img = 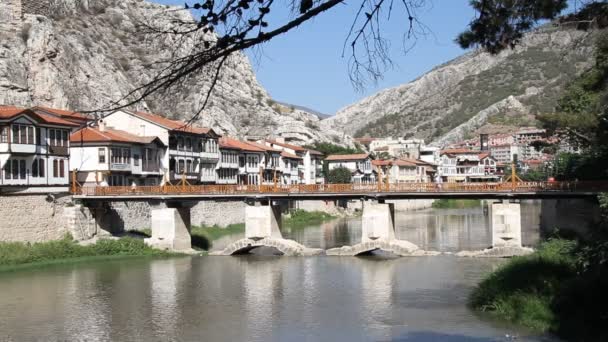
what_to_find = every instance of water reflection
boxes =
[0,255,553,341]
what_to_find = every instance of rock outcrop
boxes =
[0,0,343,144]
[322,24,599,144]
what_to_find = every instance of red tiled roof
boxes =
[325,153,370,161]
[131,111,215,135]
[32,106,90,122]
[372,159,392,166]
[244,141,282,153]
[280,151,302,159]
[0,106,78,126]
[219,137,264,152]
[70,127,163,145]
[479,152,491,159]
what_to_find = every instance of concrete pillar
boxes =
[361,201,395,242]
[245,203,283,240]
[490,200,522,248]
[145,207,192,251]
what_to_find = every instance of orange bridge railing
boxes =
[71,181,608,197]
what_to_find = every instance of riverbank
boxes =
[432,199,481,209]
[469,238,608,340]
[283,210,336,228]
[0,236,178,272]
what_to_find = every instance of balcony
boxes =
[169,148,199,157]
[170,171,199,181]
[11,144,36,154]
[48,145,69,156]
[220,161,239,169]
[200,151,220,160]
[137,163,161,174]
[200,174,216,183]
[217,178,238,184]
[110,163,131,171]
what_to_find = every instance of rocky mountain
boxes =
[322,24,600,145]
[0,0,344,144]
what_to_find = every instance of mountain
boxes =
[322,23,600,145]
[275,101,331,120]
[0,0,344,144]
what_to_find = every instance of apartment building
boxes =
[262,139,323,184]
[438,149,499,182]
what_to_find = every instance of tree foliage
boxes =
[327,167,353,184]
[457,0,568,53]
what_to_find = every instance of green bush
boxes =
[327,166,352,184]
[283,210,336,228]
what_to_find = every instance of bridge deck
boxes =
[72,182,607,201]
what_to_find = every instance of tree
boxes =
[96,0,604,120]
[327,167,352,184]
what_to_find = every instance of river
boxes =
[0,201,556,341]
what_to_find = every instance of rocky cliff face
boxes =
[322,24,599,145]
[0,0,343,144]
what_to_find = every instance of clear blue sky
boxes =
[154,0,577,115]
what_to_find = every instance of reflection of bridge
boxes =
[72,182,607,255]
[73,181,606,200]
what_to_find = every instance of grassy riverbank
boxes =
[432,199,481,209]
[283,210,336,228]
[0,236,176,272]
[470,237,608,340]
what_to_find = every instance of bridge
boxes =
[72,181,605,201]
[70,181,608,256]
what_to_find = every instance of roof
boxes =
[130,111,216,136]
[0,106,79,127]
[372,159,392,166]
[325,153,370,161]
[266,139,306,152]
[70,127,164,145]
[244,141,282,153]
[374,146,389,152]
[280,151,302,159]
[32,106,90,122]
[479,152,491,159]
[219,137,264,152]
[441,148,477,155]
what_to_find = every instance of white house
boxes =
[217,138,240,185]
[102,110,220,184]
[280,151,301,185]
[373,158,435,183]
[325,153,376,183]
[69,124,166,186]
[262,139,323,184]
[438,149,499,182]
[0,106,78,188]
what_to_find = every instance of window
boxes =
[27,126,34,145]
[186,160,192,173]
[36,127,41,145]
[178,160,185,173]
[98,148,106,163]
[53,160,58,178]
[62,131,68,146]
[32,159,38,177]
[134,154,140,166]
[49,129,56,146]
[59,160,65,178]
[19,126,26,144]
[19,160,25,179]
[4,160,11,179]
[11,160,18,179]
[1,126,8,143]
[39,159,45,177]
[186,138,192,151]
[178,137,184,151]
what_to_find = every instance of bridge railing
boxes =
[71,181,608,197]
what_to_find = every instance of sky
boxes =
[153,0,577,115]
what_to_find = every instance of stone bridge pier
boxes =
[327,199,420,256]
[144,200,196,252]
[212,200,322,256]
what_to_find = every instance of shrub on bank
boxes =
[469,239,578,332]
[283,210,336,228]
[432,199,481,209]
[0,236,171,268]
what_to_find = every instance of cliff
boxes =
[0,0,344,144]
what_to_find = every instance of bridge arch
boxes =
[213,238,323,256]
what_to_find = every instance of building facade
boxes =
[325,153,376,184]
[0,107,77,188]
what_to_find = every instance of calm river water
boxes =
[0,201,556,341]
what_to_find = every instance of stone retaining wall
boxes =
[0,193,72,242]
